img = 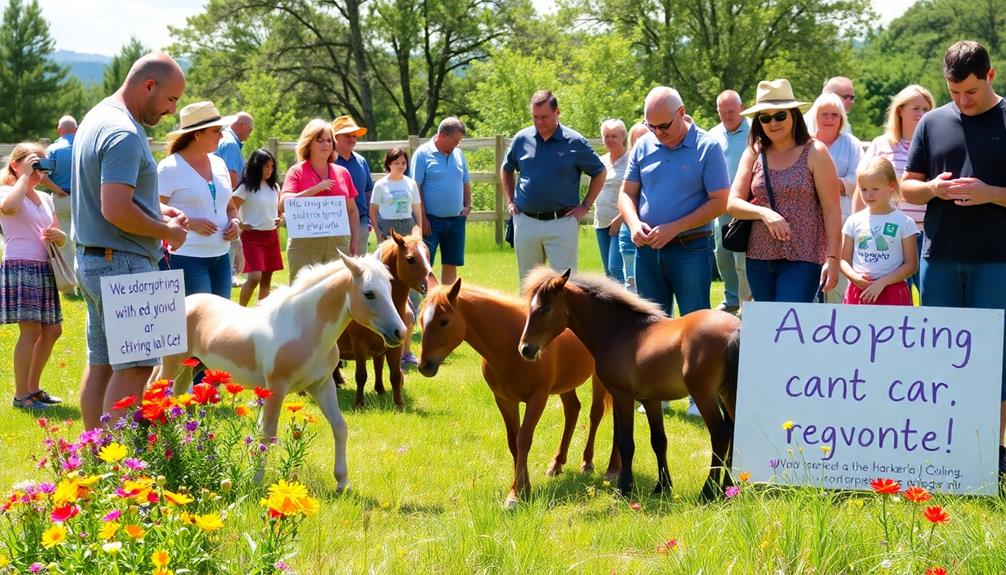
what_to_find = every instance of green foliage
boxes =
[0,0,70,141]
[235,70,302,158]
[102,36,149,95]
[468,48,563,136]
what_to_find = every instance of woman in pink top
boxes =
[726,79,842,303]
[280,118,360,283]
[0,143,65,410]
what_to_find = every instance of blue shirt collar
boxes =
[658,122,698,151]
[535,123,569,143]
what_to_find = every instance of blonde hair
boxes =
[806,93,848,135]
[884,84,935,145]
[627,121,648,150]
[600,118,627,145]
[857,157,901,203]
[1,142,46,186]
[295,118,333,162]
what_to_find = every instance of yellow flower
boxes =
[193,513,223,532]
[261,479,317,518]
[152,549,170,567]
[153,569,174,575]
[173,393,195,407]
[124,524,145,539]
[738,471,752,482]
[299,495,320,517]
[781,420,795,430]
[41,524,67,549]
[234,405,250,417]
[52,478,80,506]
[820,445,832,454]
[0,555,8,568]
[101,541,122,554]
[163,490,194,506]
[284,402,305,413]
[98,522,120,540]
[98,442,129,463]
[179,511,194,525]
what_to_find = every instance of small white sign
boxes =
[733,302,1003,496]
[100,270,187,365]
[284,196,350,238]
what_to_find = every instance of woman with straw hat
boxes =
[726,79,842,303]
[157,101,241,299]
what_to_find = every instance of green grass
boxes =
[2,224,1006,574]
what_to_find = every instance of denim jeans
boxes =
[634,236,711,317]
[908,232,924,298]
[921,258,1006,399]
[618,224,636,292]
[595,227,625,284]
[164,253,233,299]
[745,258,821,303]
[714,214,740,307]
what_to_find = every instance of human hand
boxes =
[310,179,334,196]
[189,218,218,236]
[421,216,431,237]
[631,222,653,247]
[41,226,66,245]
[274,215,284,228]
[161,206,189,228]
[859,281,886,304]
[946,176,994,206]
[761,209,792,242]
[608,221,620,237]
[223,218,241,241]
[647,223,682,250]
[820,258,839,292]
[929,172,955,201]
[165,217,188,250]
[460,205,472,217]
[564,204,590,221]
[507,201,519,216]
[17,153,44,187]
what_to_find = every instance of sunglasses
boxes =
[645,118,675,132]
[757,111,790,124]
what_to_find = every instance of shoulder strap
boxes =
[761,150,778,211]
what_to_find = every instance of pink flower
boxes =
[51,504,80,523]
[61,453,82,471]
[725,486,741,498]
[102,509,122,522]
[629,502,642,511]
[122,458,148,471]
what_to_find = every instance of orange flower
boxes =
[903,486,932,503]
[234,405,250,417]
[181,357,201,368]
[925,568,948,575]
[192,383,220,405]
[201,369,232,386]
[284,402,304,413]
[923,506,950,525]
[869,478,900,494]
[124,524,146,539]
[162,490,194,506]
[738,471,751,483]
[111,395,137,410]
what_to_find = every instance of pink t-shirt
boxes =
[282,161,358,200]
[0,187,55,262]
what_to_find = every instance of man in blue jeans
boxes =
[902,40,1006,489]
[618,86,730,318]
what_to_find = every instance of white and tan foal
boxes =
[157,251,405,491]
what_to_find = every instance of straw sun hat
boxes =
[331,115,368,137]
[167,101,236,138]
[741,79,810,117]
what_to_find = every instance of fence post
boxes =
[494,134,505,246]
[268,137,279,163]
[408,135,421,157]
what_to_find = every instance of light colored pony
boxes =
[157,252,405,491]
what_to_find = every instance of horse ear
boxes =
[559,268,571,286]
[391,229,406,247]
[410,223,421,237]
[447,277,462,302]
[339,249,363,276]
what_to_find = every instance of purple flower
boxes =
[42,438,54,450]
[168,405,185,419]
[183,433,194,445]
[769,459,781,470]
[30,563,43,573]
[725,486,741,498]
[243,435,254,445]
[38,482,55,494]
[257,443,268,453]
[113,417,128,431]
[102,509,122,522]
[184,420,199,432]
[99,413,112,424]
[274,560,290,571]
[62,453,81,471]
[122,458,147,471]
[78,429,103,445]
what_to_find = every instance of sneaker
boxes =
[685,397,701,418]
[401,352,418,369]
[12,395,49,410]
[31,389,63,405]
[716,302,740,314]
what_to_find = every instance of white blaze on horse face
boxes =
[422,301,437,332]
[418,242,432,277]
[530,292,540,311]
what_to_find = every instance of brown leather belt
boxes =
[674,230,712,244]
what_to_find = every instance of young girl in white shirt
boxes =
[233,149,283,305]
[840,157,919,305]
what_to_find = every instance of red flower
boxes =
[656,539,678,554]
[925,568,947,575]
[903,486,932,503]
[201,369,232,386]
[224,383,244,395]
[253,387,273,400]
[869,478,900,494]
[923,506,950,525]
[629,502,641,511]
[181,357,201,368]
[140,396,172,425]
[37,418,48,430]
[111,395,137,410]
[192,383,221,405]
[145,380,171,399]
[51,504,80,523]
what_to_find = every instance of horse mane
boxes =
[424,282,524,315]
[258,256,389,310]
[523,266,666,320]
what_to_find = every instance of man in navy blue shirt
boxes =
[332,115,375,256]
[42,116,77,293]
[501,90,605,281]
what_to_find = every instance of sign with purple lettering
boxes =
[732,302,1002,495]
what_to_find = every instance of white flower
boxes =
[101,541,122,554]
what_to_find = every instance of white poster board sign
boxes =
[284,196,349,239]
[733,302,1002,496]
[100,270,187,365]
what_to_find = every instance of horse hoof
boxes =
[604,469,620,483]
[545,463,563,477]
[354,400,365,409]
[580,462,595,474]
[503,496,518,510]
[375,387,386,395]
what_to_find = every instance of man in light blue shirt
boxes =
[215,112,253,279]
[412,117,471,284]
[619,86,730,317]
[42,116,77,293]
[707,90,751,313]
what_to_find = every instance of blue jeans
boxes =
[635,236,711,317]
[714,214,740,307]
[163,253,232,299]
[746,258,821,303]
[921,258,1006,400]
[618,224,636,291]
[908,232,924,297]
[595,227,625,284]
[424,215,466,266]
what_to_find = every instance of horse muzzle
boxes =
[378,322,405,348]
[518,342,542,361]
[417,358,440,377]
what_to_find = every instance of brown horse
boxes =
[518,268,741,501]
[335,229,432,408]
[418,278,619,508]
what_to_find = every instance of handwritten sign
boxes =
[100,270,187,365]
[284,196,349,238]
[733,302,1002,495]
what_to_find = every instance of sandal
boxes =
[12,395,50,410]
[31,389,63,405]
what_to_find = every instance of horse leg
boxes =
[610,392,636,497]
[548,390,580,477]
[641,399,672,495]
[493,394,520,507]
[254,380,286,484]
[352,340,368,408]
[373,353,386,395]
[157,354,191,396]
[695,389,730,501]
[386,344,405,409]
[309,378,351,491]
[514,394,548,506]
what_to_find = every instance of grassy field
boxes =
[2,223,1005,574]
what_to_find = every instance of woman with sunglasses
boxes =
[726,79,842,303]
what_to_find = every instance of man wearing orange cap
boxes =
[332,115,374,256]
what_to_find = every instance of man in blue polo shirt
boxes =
[42,115,77,293]
[332,115,374,256]
[619,86,730,317]
[502,90,605,281]
[412,116,471,284]
[215,112,253,281]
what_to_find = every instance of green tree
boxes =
[103,36,149,94]
[0,0,70,140]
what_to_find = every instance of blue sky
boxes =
[35,0,917,57]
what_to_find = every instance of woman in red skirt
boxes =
[233,149,284,305]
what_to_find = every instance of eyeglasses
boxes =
[757,111,790,124]
[645,118,675,132]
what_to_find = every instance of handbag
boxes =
[46,241,77,293]
[721,150,778,253]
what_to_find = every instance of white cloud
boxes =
[36,0,205,55]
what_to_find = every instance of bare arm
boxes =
[617,179,651,247]
[500,168,517,214]
[228,170,239,190]
[39,174,67,197]
[346,200,360,256]
[808,141,843,290]
[369,203,381,243]
[461,181,472,216]
[104,183,187,249]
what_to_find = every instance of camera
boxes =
[32,157,56,174]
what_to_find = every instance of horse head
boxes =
[417,277,465,377]
[518,267,572,361]
[384,229,433,295]
[341,251,406,348]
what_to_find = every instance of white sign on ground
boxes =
[284,196,349,239]
[100,270,187,365]
[733,302,1002,496]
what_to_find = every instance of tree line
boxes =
[1,0,1004,144]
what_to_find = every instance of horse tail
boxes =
[719,325,741,424]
